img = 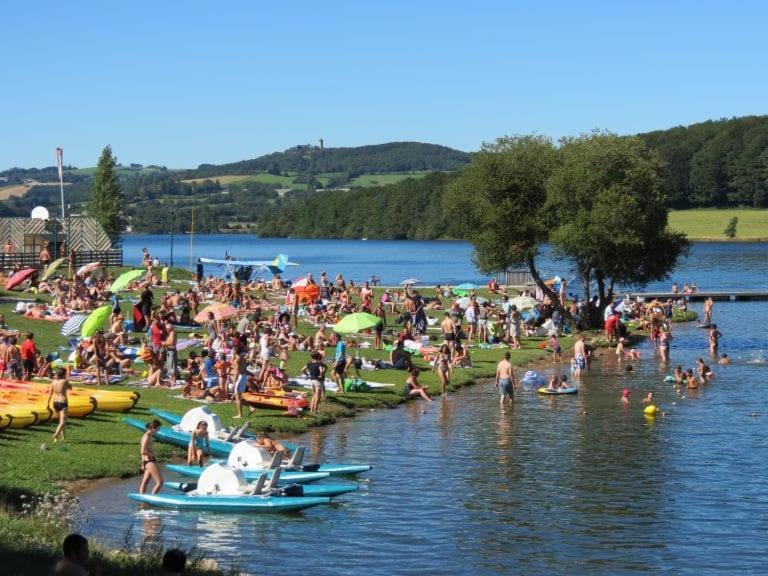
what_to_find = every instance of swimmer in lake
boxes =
[621,388,631,405]
[718,353,730,365]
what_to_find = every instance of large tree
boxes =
[88,145,124,243]
[443,135,572,321]
[546,132,690,326]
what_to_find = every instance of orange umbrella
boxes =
[295,284,320,304]
[5,268,37,290]
[194,303,240,323]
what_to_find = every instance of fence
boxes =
[502,269,533,286]
[0,249,123,271]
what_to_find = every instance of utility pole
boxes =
[170,209,175,267]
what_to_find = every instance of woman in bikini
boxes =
[432,344,452,396]
[404,368,433,402]
[46,368,71,443]
[139,419,164,494]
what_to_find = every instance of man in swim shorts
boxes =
[495,352,516,414]
[441,312,457,354]
[573,333,587,378]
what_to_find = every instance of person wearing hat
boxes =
[621,388,631,405]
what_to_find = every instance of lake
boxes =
[122,234,768,291]
[79,238,768,575]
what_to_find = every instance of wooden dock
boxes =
[628,291,768,302]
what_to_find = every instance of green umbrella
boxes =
[42,257,67,281]
[332,312,382,333]
[81,305,112,337]
[109,269,145,293]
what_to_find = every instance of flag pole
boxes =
[56,148,65,220]
[56,147,66,256]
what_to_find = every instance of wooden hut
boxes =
[0,216,122,269]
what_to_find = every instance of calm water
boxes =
[121,234,768,290]
[80,240,768,575]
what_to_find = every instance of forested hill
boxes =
[638,115,768,208]
[257,172,459,240]
[185,142,470,179]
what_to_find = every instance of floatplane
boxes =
[199,253,298,281]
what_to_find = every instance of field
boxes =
[65,167,173,177]
[348,171,429,187]
[180,171,431,190]
[181,173,301,188]
[669,208,768,241]
[0,182,72,200]
[0,184,34,200]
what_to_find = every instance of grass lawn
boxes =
[349,171,429,187]
[669,208,768,241]
[0,275,580,498]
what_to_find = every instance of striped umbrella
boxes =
[61,314,88,336]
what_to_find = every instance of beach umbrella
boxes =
[455,296,488,309]
[110,269,146,293]
[61,314,88,336]
[292,281,320,304]
[509,295,537,310]
[76,261,101,278]
[194,302,239,323]
[332,312,381,333]
[5,268,37,290]
[42,257,66,281]
[400,278,420,285]
[454,282,478,291]
[81,305,111,337]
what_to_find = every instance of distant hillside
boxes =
[185,142,471,180]
[2,118,767,237]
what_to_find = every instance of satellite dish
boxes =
[31,206,50,220]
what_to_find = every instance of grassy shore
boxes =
[0,503,231,576]
[669,208,768,241]
[0,277,575,497]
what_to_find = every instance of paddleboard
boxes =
[127,492,330,512]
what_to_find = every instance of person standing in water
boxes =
[708,324,723,356]
[703,296,714,326]
[495,352,516,414]
[139,419,164,494]
[573,333,587,378]
[46,368,71,443]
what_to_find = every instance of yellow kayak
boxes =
[0,380,139,413]
[0,406,51,428]
[0,393,97,418]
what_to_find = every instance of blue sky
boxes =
[2,0,766,169]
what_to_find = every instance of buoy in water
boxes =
[643,404,658,416]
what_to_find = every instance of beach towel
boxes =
[176,338,200,351]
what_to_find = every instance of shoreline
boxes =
[63,341,573,499]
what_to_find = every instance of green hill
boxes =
[184,142,470,179]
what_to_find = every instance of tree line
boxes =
[256,172,459,240]
[640,115,768,208]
